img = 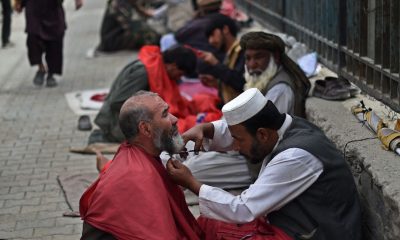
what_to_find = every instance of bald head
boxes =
[119,91,159,141]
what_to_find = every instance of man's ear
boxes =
[255,128,270,143]
[138,121,152,138]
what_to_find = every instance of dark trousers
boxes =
[1,0,11,46]
[27,34,63,75]
[81,222,116,240]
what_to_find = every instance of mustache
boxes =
[248,69,264,76]
[170,125,178,135]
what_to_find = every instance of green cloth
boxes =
[94,60,149,143]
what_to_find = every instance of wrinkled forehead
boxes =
[245,49,272,58]
[147,96,168,115]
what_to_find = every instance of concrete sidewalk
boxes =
[0,1,134,239]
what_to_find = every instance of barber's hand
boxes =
[182,124,205,154]
[75,0,83,10]
[198,51,219,66]
[199,74,218,89]
[167,159,202,194]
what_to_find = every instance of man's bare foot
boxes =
[95,150,109,173]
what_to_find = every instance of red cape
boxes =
[197,216,292,240]
[138,46,222,133]
[80,143,203,240]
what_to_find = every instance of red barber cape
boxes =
[198,216,292,240]
[80,143,204,240]
[138,46,222,133]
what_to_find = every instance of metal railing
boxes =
[237,0,400,112]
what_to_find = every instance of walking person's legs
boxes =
[44,37,63,87]
[27,34,46,85]
[1,0,12,47]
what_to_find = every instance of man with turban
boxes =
[241,31,310,117]
[180,31,311,190]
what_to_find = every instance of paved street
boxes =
[0,1,134,239]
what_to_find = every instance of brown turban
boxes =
[240,31,285,54]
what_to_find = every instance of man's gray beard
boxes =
[244,59,278,91]
[153,128,185,155]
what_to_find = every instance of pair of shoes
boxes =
[1,41,15,49]
[46,75,58,87]
[33,71,46,86]
[33,71,58,87]
[78,115,93,131]
[312,78,351,101]
[325,76,359,97]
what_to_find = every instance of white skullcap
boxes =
[222,88,267,125]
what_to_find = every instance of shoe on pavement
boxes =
[33,71,46,86]
[78,115,93,131]
[1,41,15,49]
[325,76,360,97]
[312,79,351,100]
[46,75,58,87]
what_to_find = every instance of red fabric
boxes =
[90,93,107,102]
[138,45,222,133]
[80,143,204,240]
[138,45,191,118]
[177,93,222,132]
[197,216,292,240]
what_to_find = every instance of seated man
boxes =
[92,0,160,55]
[91,45,221,144]
[240,31,311,117]
[198,13,245,104]
[181,31,312,189]
[80,91,204,239]
[167,88,362,240]
[160,0,223,55]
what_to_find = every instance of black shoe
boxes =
[33,71,46,86]
[312,79,351,100]
[78,115,93,131]
[325,76,360,97]
[46,75,58,87]
[2,41,15,49]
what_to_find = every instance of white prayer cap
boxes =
[222,88,267,125]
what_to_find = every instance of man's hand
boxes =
[182,123,215,153]
[182,124,205,154]
[199,74,218,89]
[199,51,219,66]
[75,0,83,10]
[166,159,202,195]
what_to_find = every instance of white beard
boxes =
[153,128,185,154]
[244,59,278,92]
